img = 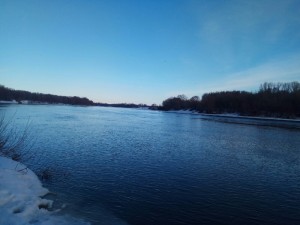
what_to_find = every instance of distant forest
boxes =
[0,85,94,105]
[159,81,300,118]
[0,85,146,108]
[1,82,300,118]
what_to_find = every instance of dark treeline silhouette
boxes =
[160,82,300,118]
[0,85,94,105]
[0,85,149,108]
[2,82,299,116]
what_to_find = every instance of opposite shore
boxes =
[1,81,300,120]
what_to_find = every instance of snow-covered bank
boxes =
[0,156,90,225]
[164,109,300,122]
[163,110,300,128]
[164,109,199,115]
[0,100,18,104]
[200,113,300,122]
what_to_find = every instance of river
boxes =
[1,104,300,225]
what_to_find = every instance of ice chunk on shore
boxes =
[0,156,90,225]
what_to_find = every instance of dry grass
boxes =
[0,114,31,161]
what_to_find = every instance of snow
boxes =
[0,100,17,104]
[0,156,90,225]
[200,113,300,122]
[166,110,199,115]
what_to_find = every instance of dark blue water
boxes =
[1,104,300,225]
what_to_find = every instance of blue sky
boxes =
[1,0,300,104]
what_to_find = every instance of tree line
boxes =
[0,85,148,108]
[2,82,299,117]
[0,85,94,105]
[159,81,300,118]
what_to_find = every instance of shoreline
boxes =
[163,109,300,122]
[163,110,300,129]
[199,113,300,123]
[0,156,89,225]
[2,102,300,122]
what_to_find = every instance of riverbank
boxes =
[165,109,300,121]
[164,110,300,129]
[0,156,89,225]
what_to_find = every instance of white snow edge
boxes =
[0,156,90,225]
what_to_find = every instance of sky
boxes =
[1,0,300,105]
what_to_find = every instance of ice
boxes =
[0,156,90,225]
[0,100,17,104]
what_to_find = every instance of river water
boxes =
[1,104,300,225]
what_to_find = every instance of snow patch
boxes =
[0,156,90,225]
[0,100,18,104]
[166,110,199,115]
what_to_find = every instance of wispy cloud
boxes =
[199,0,300,43]
[181,53,300,97]
[192,0,300,70]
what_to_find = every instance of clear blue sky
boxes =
[1,0,300,104]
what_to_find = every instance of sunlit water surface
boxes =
[1,104,300,225]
